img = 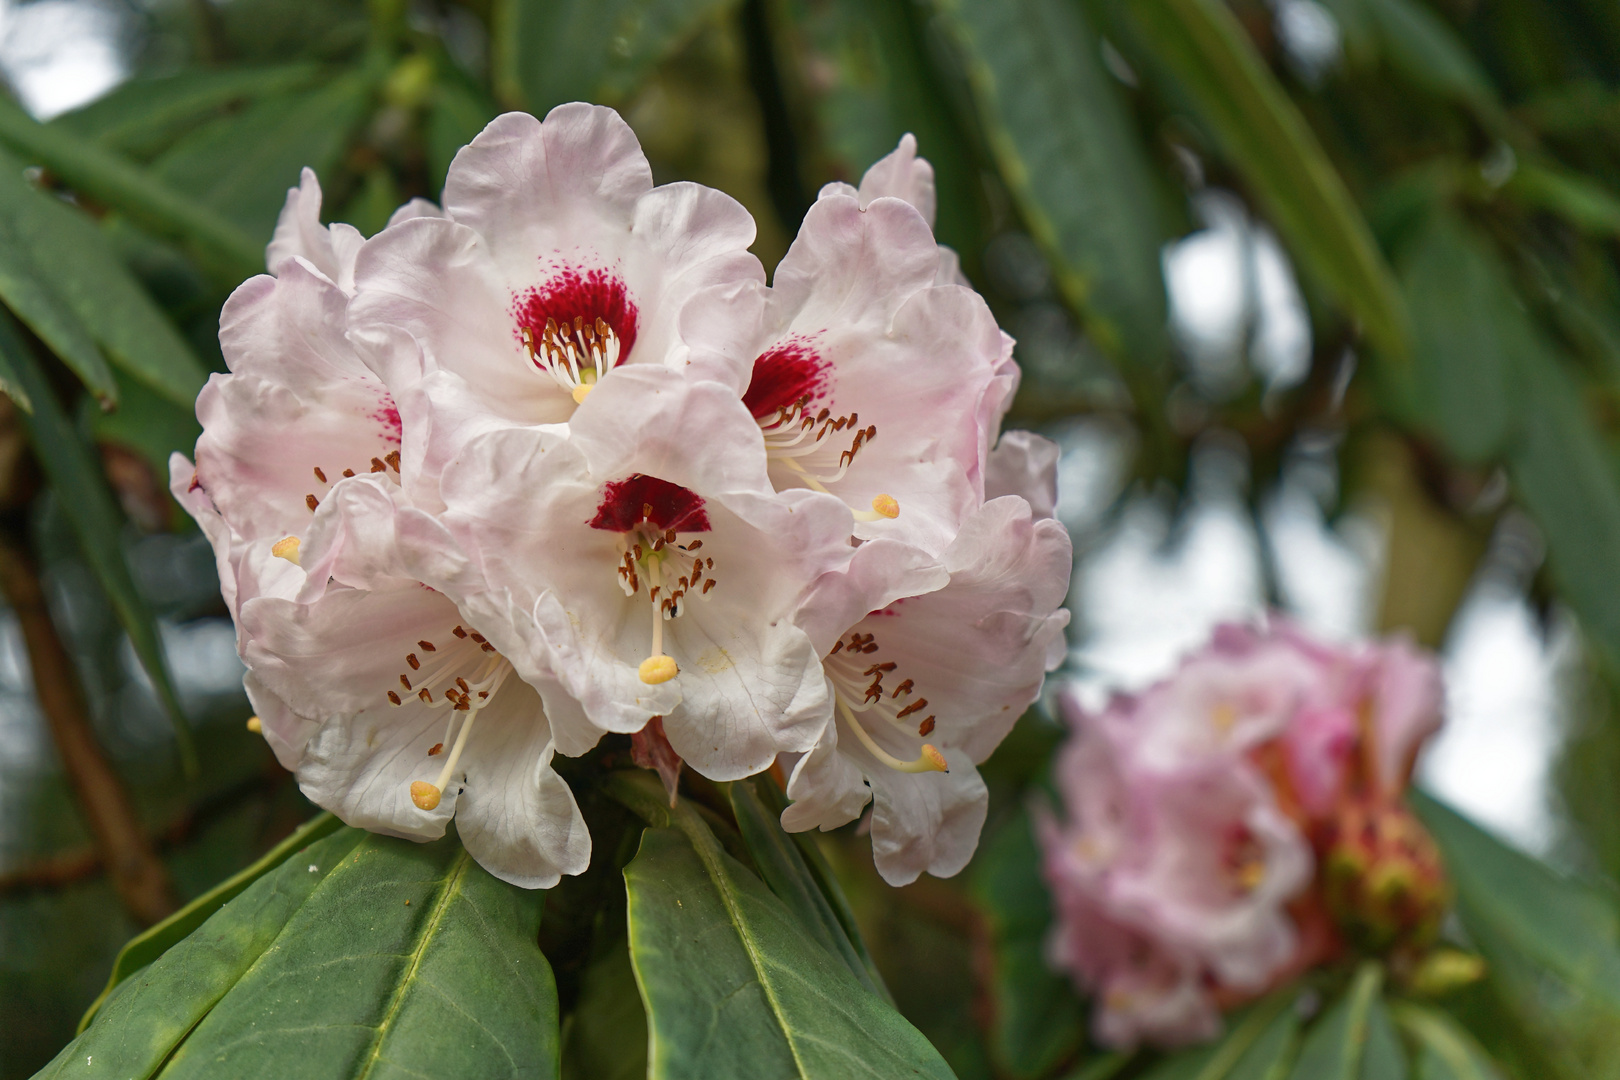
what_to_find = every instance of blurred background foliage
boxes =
[0,0,1618,1076]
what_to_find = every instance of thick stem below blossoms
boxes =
[0,528,177,925]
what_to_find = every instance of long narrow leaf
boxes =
[0,96,262,284]
[0,211,114,405]
[0,309,195,772]
[1124,0,1410,360]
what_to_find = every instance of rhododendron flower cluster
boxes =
[174,104,1071,891]
[1040,622,1448,1049]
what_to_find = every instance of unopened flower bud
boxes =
[1323,801,1449,954]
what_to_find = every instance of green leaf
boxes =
[426,78,499,197]
[1322,0,1497,113]
[621,790,957,1079]
[51,63,322,161]
[1227,1000,1299,1080]
[0,210,113,405]
[152,70,377,241]
[1285,963,1383,1080]
[0,149,208,407]
[1412,791,1620,1012]
[1360,997,1407,1080]
[0,308,195,772]
[1506,162,1620,238]
[561,936,649,1080]
[40,826,558,1080]
[1123,0,1410,360]
[933,0,1169,361]
[971,809,1084,1079]
[91,368,205,482]
[1139,992,1299,1080]
[78,812,344,1033]
[0,96,262,284]
[1503,347,1620,670]
[493,0,740,114]
[1387,1002,1503,1080]
[1396,212,1524,462]
[728,775,892,1002]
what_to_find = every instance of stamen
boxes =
[838,697,947,774]
[312,466,327,484]
[856,494,900,522]
[305,494,319,512]
[246,716,262,733]
[639,557,679,684]
[271,536,301,565]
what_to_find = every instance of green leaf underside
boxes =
[624,824,957,1079]
[51,63,323,161]
[40,826,558,1080]
[0,96,262,283]
[494,0,740,114]
[0,148,208,408]
[1285,963,1382,1080]
[0,309,194,768]
[938,0,1168,361]
[152,71,377,241]
[78,812,345,1033]
[728,776,890,1002]
[1126,0,1409,361]
[971,810,1084,1079]
[1413,792,1620,1012]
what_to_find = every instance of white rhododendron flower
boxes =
[784,498,1072,885]
[180,104,1072,891]
[173,176,588,888]
[435,366,856,777]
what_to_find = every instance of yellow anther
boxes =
[639,655,679,684]
[572,382,594,404]
[271,536,302,565]
[245,715,262,734]
[870,493,899,519]
[1235,859,1266,892]
[410,781,442,811]
[1211,702,1238,734]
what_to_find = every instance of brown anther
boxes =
[313,466,327,483]
[918,716,936,737]
[897,697,929,719]
[480,643,496,653]
[642,503,654,521]
[702,579,716,594]
[861,642,880,653]
[706,558,714,569]
[650,586,661,601]
[892,679,914,698]
[419,689,433,704]
[633,544,644,561]
[342,468,356,478]
[306,494,320,511]
[456,677,470,694]
[418,640,436,652]
[400,674,413,691]
[830,640,844,655]
[865,425,876,441]
[387,691,402,705]
[428,743,444,756]
[664,529,677,543]
[864,663,897,675]
[453,626,468,638]
[469,632,487,643]
[686,540,703,551]
[478,691,488,699]
[385,450,401,471]
[407,653,421,670]
[370,457,386,473]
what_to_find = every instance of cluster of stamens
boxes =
[521,315,620,404]
[615,506,717,684]
[825,628,946,774]
[271,451,403,567]
[378,624,514,813]
[759,396,897,522]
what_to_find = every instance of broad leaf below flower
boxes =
[37,825,558,1080]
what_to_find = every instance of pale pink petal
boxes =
[854,133,936,228]
[985,430,1061,520]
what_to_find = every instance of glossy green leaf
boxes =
[0,149,208,407]
[1502,347,1620,670]
[1413,791,1620,1012]
[1397,212,1523,462]
[0,308,195,772]
[728,775,890,1001]
[1388,1003,1502,1080]
[40,825,558,1080]
[620,785,956,1079]
[78,812,343,1033]
[1124,0,1409,361]
[152,70,377,240]
[493,0,739,114]
[779,0,986,257]
[934,0,1168,361]
[0,96,262,283]
[0,210,113,405]
[971,809,1084,1079]
[1285,963,1382,1080]
[52,63,322,160]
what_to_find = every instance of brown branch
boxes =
[0,528,177,924]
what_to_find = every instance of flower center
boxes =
[589,474,716,685]
[824,625,946,774]
[382,622,515,812]
[745,345,897,523]
[514,267,638,404]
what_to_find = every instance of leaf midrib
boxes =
[353,846,473,1080]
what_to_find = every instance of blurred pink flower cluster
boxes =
[1040,622,1448,1049]
[173,104,1071,889]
